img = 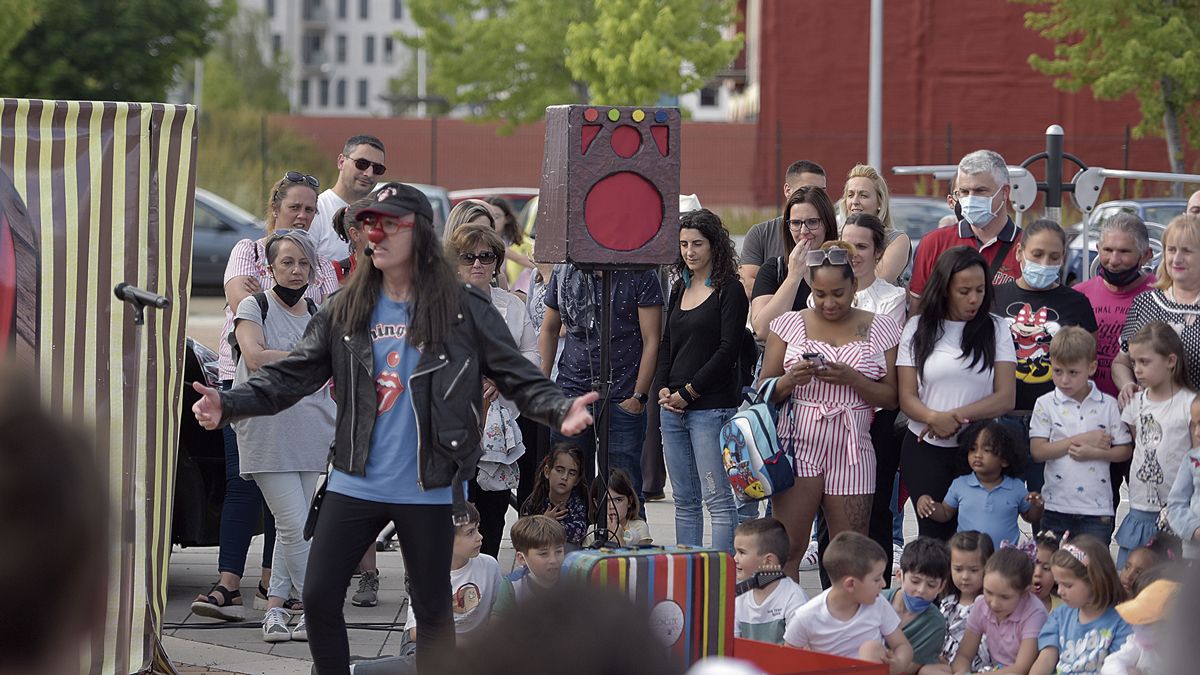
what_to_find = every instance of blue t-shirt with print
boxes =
[1036,605,1131,673]
[543,265,663,398]
[327,294,451,505]
[944,473,1031,548]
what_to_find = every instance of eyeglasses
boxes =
[787,217,825,232]
[283,171,320,190]
[458,251,498,266]
[350,157,387,176]
[806,248,850,266]
[359,214,413,234]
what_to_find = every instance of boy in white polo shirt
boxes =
[785,532,913,674]
[1029,327,1132,544]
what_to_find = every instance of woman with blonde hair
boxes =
[839,164,911,285]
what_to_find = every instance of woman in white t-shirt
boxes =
[898,246,1017,539]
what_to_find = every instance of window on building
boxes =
[338,0,347,18]
[336,35,347,63]
[365,35,375,64]
[301,80,311,106]
[358,79,369,108]
[267,0,276,18]
[383,36,394,64]
[699,86,718,107]
[393,0,403,19]
[272,34,282,61]
[304,33,324,64]
[336,79,347,107]
[320,78,330,107]
[360,0,369,20]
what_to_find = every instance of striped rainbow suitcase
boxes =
[562,545,735,667]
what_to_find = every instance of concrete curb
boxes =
[164,636,311,675]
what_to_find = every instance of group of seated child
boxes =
[732,516,1185,675]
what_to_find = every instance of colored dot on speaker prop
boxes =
[607,108,620,122]
[655,110,668,123]
[583,108,598,122]
[632,109,645,122]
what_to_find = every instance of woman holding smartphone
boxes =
[760,241,901,578]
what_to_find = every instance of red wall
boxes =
[754,0,1192,206]
[272,115,759,209]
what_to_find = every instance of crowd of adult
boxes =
[187,132,1200,673]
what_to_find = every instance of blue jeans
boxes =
[891,473,905,547]
[218,416,276,576]
[551,399,647,518]
[661,407,738,552]
[1041,510,1115,547]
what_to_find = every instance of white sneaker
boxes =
[291,613,308,642]
[798,540,819,571]
[893,542,905,573]
[262,607,291,643]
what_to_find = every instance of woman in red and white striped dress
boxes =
[760,241,901,578]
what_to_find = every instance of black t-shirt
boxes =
[992,282,1099,411]
[751,256,811,312]
[655,282,750,409]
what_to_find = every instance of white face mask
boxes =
[959,189,1004,227]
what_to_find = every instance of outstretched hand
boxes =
[560,391,600,436]
[192,381,224,430]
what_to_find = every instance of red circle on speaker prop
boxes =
[609,125,641,158]
[584,172,663,251]
[583,108,598,122]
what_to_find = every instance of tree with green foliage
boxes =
[200,9,291,113]
[0,0,38,68]
[1014,0,1200,181]
[0,0,233,102]
[404,0,742,131]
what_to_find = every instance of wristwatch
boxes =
[632,392,649,404]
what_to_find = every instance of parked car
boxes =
[191,189,264,290]
[1064,199,1184,284]
[173,337,241,547]
[450,187,539,217]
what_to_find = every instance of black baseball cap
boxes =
[356,182,433,223]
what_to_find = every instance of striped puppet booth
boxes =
[0,98,197,674]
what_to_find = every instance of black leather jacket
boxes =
[219,284,573,518]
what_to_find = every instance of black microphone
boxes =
[114,283,170,309]
[362,245,374,256]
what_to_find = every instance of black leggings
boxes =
[468,479,511,558]
[899,431,958,540]
[304,492,454,675]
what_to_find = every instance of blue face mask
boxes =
[1022,259,1060,290]
[959,190,1002,227]
[901,590,933,614]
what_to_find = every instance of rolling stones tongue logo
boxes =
[376,351,405,415]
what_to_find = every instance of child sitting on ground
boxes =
[1117,534,1179,596]
[881,537,949,672]
[1032,530,1061,613]
[733,517,808,644]
[939,547,1048,674]
[1031,327,1132,545]
[403,502,501,647]
[939,531,995,671]
[1102,578,1180,675]
[583,469,651,547]
[519,444,590,546]
[785,532,913,675]
[917,421,1044,550]
[493,515,566,617]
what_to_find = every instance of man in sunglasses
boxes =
[310,134,388,262]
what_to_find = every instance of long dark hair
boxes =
[330,210,460,348]
[780,186,838,254]
[912,246,997,380]
[485,196,523,246]
[520,444,589,515]
[673,208,739,290]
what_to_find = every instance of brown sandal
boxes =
[190,584,246,621]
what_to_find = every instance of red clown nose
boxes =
[367,228,386,245]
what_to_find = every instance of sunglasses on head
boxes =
[458,251,498,265]
[283,171,320,190]
[350,157,387,176]
[806,248,850,266]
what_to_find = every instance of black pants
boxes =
[899,431,958,540]
[516,417,550,511]
[304,492,454,675]
[816,409,902,589]
[468,479,511,558]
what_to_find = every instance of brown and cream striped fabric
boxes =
[0,99,196,675]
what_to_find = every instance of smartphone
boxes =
[801,352,826,368]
